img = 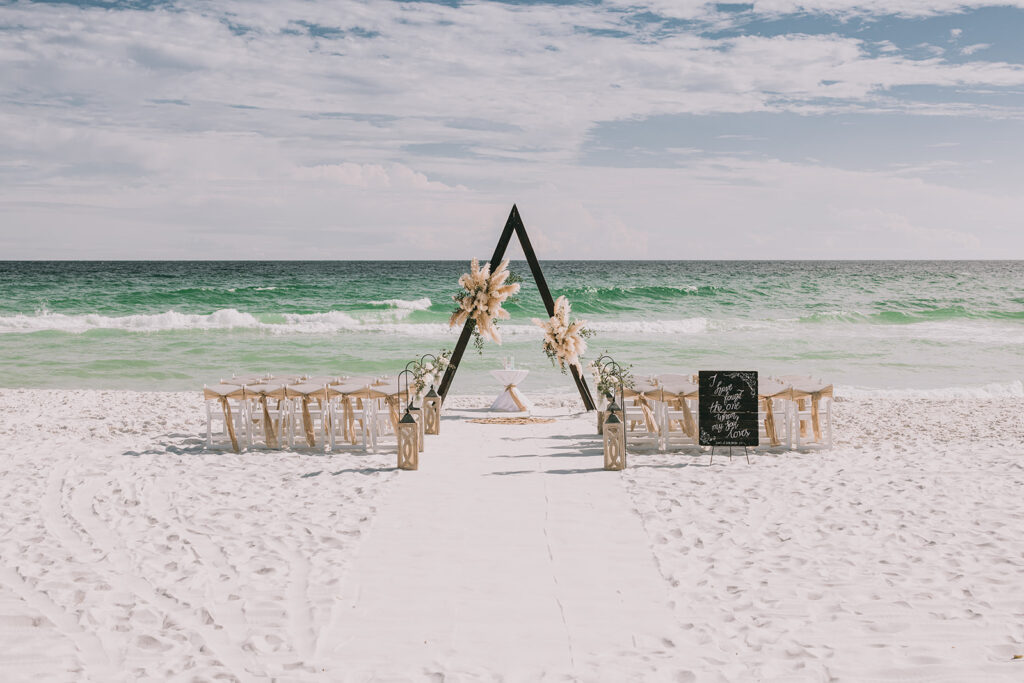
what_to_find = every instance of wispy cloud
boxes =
[0,0,1022,257]
[961,43,991,55]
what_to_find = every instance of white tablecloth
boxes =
[489,369,532,412]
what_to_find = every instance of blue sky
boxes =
[1,0,1023,258]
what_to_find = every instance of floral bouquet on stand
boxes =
[411,350,452,396]
[588,355,635,404]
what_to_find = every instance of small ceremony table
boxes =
[489,369,532,412]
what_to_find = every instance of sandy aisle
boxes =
[324,404,679,680]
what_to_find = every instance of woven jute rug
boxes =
[467,417,556,425]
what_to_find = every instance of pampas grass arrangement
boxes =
[532,295,593,373]
[450,258,521,348]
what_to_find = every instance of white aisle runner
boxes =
[318,408,680,679]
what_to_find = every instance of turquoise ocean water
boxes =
[0,261,1021,396]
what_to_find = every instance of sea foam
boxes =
[0,308,365,334]
[368,297,432,311]
[838,380,1024,400]
[0,307,1019,353]
[0,309,713,337]
[0,308,265,334]
[588,318,710,335]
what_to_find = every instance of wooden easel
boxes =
[437,205,596,411]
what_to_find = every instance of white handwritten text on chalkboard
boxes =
[699,371,759,447]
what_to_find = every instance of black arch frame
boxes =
[437,204,596,411]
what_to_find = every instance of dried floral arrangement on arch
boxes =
[449,259,521,353]
[437,205,596,411]
[533,295,594,374]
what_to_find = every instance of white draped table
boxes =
[489,369,532,412]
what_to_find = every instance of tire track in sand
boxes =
[61,461,269,680]
[0,565,121,682]
[38,460,124,677]
[144,483,256,657]
[265,537,316,662]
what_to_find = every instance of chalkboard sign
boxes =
[699,371,759,447]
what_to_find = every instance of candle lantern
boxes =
[402,360,426,452]
[397,410,419,470]
[603,411,626,471]
[407,400,424,453]
[593,354,625,435]
[597,392,614,435]
[423,386,441,435]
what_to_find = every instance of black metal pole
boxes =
[436,204,596,411]
[514,209,596,411]
[398,368,412,415]
[437,206,518,401]
[403,361,419,409]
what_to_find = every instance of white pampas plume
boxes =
[532,295,588,372]
[450,258,520,345]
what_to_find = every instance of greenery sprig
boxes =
[411,349,452,395]
[587,354,635,396]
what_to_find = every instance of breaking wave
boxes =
[367,297,432,311]
[0,308,717,337]
[799,308,1024,324]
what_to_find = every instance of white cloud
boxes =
[2,150,1020,259]
[292,163,464,191]
[961,43,992,56]
[832,207,982,251]
[746,1,1024,19]
[0,0,1022,258]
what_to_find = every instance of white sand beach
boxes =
[0,388,1022,681]
[5,0,1024,680]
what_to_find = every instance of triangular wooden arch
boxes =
[438,204,596,411]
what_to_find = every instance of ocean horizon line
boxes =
[2,258,1023,263]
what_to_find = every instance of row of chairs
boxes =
[610,373,834,452]
[203,373,411,453]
